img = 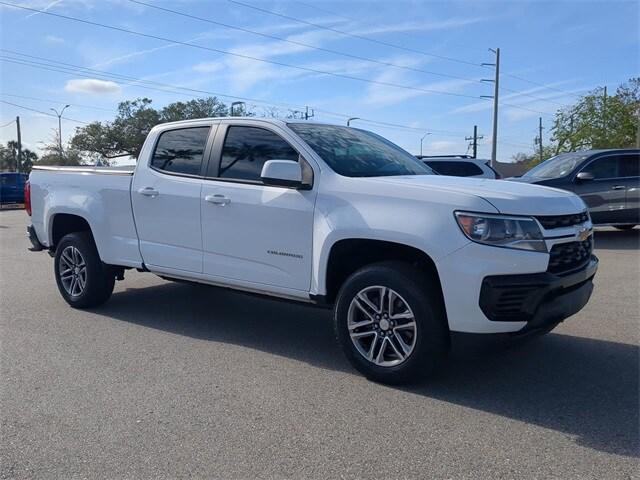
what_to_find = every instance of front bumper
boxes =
[480,256,598,334]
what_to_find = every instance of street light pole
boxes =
[347,117,360,126]
[50,104,70,161]
[420,132,431,156]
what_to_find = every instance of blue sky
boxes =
[0,0,638,162]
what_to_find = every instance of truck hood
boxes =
[365,175,586,216]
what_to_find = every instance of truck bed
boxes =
[29,165,143,268]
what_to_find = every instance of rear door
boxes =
[200,122,316,291]
[132,125,215,273]
[571,154,628,224]
[619,153,640,224]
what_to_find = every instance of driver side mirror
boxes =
[576,171,595,182]
[261,160,304,189]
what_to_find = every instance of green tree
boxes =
[160,97,228,122]
[71,98,160,159]
[513,77,640,167]
[0,141,39,173]
[70,97,232,160]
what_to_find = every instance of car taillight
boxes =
[24,180,31,216]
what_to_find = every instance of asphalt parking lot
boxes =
[1,208,638,479]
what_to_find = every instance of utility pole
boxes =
[465,125,483,159]
[481,47,500,167]
[304,106,314,120]
[50,104,69,162]
[602,86,608,144]
[16,116,22,173]
[538,117,544,162]
[636,107,640,149]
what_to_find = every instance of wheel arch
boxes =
[322,238,446,316]
[49,213,95,250]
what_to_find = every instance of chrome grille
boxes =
[536,212,589,230]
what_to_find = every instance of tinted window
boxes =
[289,123,431,178]
[425,161,483,177]
[619,154,640,177]
[523,153,588,179]
[582,156,620,179]
[151,127,210,176]
[219,126,298,181]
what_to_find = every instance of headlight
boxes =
[454,211,546,252]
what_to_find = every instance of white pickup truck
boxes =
[26,118,598,383]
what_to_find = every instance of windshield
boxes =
[288,123,433,177]
[523,153,589,179]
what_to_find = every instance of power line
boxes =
[290,0,580,108]
[0,50,469,136]
[1,92,117,113]
[0,99,89,124]
[501,72,584,99]
[0,119,16,128]
[0,2,484,101]
[127,0,484,86]
[131,0,575,110]
[228,0,483,68]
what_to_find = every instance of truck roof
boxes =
[153,117,346,129]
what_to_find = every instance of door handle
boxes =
[205,194,231,206]
[611,185,626,190]
[138,187,159,197]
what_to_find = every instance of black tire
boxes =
[614,225,636,231]
[54,232,115,308]
[334,261,450,385]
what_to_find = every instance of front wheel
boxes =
[334,262,449,385]
[54,232,115,308]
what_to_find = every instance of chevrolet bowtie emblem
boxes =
[577,226,590,242]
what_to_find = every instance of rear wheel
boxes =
[614,225,636,231]
[334,262,449,385]
[54,232,115,308]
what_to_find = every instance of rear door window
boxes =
[151,127,210,176]
[619,154,640,177]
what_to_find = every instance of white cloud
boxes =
[192,62,225,74]
[44,34,64,44]
[64,79,121,94]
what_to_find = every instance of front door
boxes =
[132,125,213,273]
[571,155,628,225]
[201,124,316,291]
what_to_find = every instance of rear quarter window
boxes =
[425,161,484,177]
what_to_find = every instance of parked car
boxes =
[416,155,500,179]
[26,119,597,384]
[509,149,640,229]
[0,172,27,205]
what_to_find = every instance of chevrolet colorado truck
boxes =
[26,118,598,383]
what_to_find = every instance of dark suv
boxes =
[509,149,640,229]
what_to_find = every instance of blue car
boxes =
[0,172,28,205]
